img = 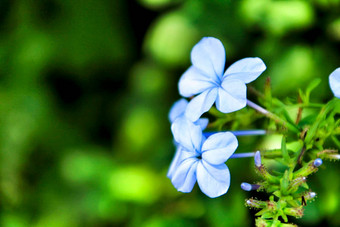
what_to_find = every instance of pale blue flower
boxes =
[168,98,209,129]
[167,99,209,180]
[168,117,238,198]
[179,37,266,121]
[329,68,340,98]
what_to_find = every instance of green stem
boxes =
[247,100,300,134]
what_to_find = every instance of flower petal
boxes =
[168,99,188,123]
[197,118,209,130]
[223,57,266,84]
[167,147,182,179]
[178,66,216,97]
[191,37,225,80]
[201,132,238,165]
[185,88,218,122]
[329,68,340,98]
[216,79,247,113]
[196,160,230,198]
[171,117,202,153]
[167,145,198,179]
[171,158,198,193]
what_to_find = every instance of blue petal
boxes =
[171,117,203,153]
[167,147,183,179]
[329,68,340,98]
[178,66,216,97]
[223,57,266,84]
[168,99,188,123]
[191,37,226,79]
[216,79,247,113]
[167,146,199,179]
[197,118,209,130]
[171,158,198,193]
[201,132,238,165]
[196,160,230,198]
[185,88,218,122]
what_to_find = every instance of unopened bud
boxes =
[284,207,304,218]
[254,151,262,168]
[245,198,267,209]
[309,192,316,198]
[241,182,261,191]
[313,158,322,167]
[288,177,306,193]
[328,154,340,160]
[305,191,317,200]
[294,159,322,178]
[317,149,338,160]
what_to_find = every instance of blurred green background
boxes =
[0,0,340,226]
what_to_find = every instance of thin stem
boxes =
[203,129,267,137]
[247,100,269,115]
[230,152,255,159]
[230,149,284,159]
[247,99,300,133]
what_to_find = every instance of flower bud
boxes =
[328,154,340,160]
[241,182,252,191]
[294,159,322,178]
[309,192,316,198]
[241,182,260,191]
[304,191,317,200]
[254,151,262,168]
[245,198,267,209]
[284,207,304,218]
[317,149,338,161]
[313,158,323,167]
[288,177,307,193]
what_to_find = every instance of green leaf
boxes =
[261,212,275,219]
[305,78,321,103]
[281,136,290,163]
[280,170,290,195]
[301,182,309,189]
[287,140,304,153]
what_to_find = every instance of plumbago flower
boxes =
[167,99,209,180]
[168,117,238,198]
[329,67,340,98]
[179,37,266,121]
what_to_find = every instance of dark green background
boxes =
[0,0,339,226]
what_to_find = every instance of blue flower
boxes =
[168,98,209,129]
[168,117,238,198]
[179,37,266,121]
[329,68,340,98]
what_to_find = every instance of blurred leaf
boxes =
[144,12,199,67]
[109,166,161,204]
[138,0,182,10]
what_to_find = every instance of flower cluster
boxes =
[167,36,340,226]
[167,37,266,197]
